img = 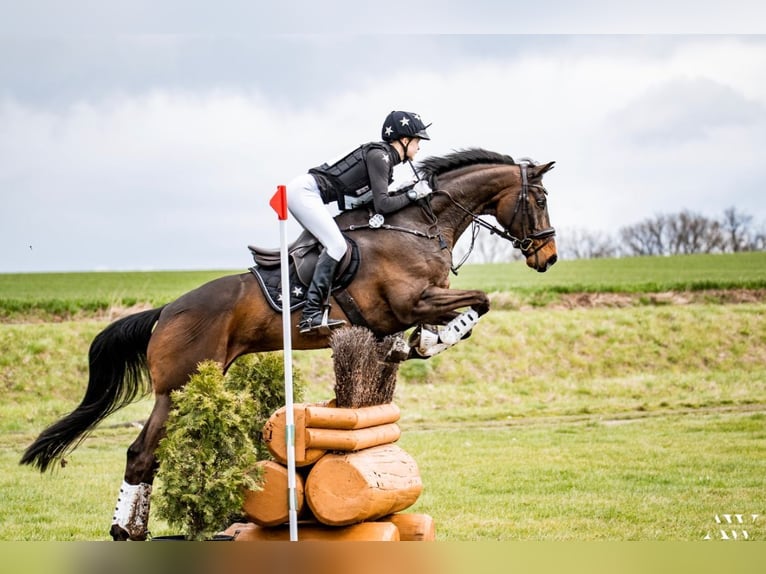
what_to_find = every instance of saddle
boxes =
[248,230,360,313]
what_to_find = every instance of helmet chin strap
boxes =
[399,137,411,163]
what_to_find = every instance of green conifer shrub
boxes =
[154,353,305,540]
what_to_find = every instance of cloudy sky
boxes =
[2,2,765,272]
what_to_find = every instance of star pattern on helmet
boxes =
[384,125,393,137]
[399,116,410,127]
[414,113,422,121]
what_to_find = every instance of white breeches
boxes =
[287,173,347,262]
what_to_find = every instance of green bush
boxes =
[154,353,305,540]
[154,361,260,540]
[226,352,305,460]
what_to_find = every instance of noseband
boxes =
[439,161,556,258]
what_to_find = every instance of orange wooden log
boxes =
[305,444,422,526]
[264,405,401,465]
[262,405,324,467]
[305,403,400,430]
[383,513,436,541]
[242,460,305,527]
[222,521,400,541]
[305,423,401,451]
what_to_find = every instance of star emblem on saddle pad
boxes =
[399,116,410,127]
[384,125,393,137]
[292,286,304,298]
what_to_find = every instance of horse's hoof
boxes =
[110,524,130,541]
[384,337,411,363]
[110,524,147,541]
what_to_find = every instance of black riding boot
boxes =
[298,250,346,334]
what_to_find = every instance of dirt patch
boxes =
[541,289,766,310]
[101,303,156,321]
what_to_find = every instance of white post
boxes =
[271,184,298,541]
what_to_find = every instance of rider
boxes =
[288,110,433,334]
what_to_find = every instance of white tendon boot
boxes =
[111,481,152,540]
[411,308,481,358]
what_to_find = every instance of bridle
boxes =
[437,161,556,266]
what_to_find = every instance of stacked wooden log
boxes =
[224,401,434,542]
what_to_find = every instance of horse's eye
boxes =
[536,196,547,208]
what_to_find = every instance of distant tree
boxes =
[721,207,754,252]
[457,207,764,261]
[666,210,724,255]
[619,215,668,256]
[559,227,619,260]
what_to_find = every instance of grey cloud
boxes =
[611,77,766,146]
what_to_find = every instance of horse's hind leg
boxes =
[109,393,170,541]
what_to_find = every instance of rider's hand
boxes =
[407,180,433,201]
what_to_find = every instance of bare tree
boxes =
[619,215,668,256]
[666,210,724,255]
[721,207,754,252]
[456,207,764,262]
[558,227,619,259]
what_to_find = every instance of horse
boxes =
[20,148,557,540]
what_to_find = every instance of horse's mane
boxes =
[417,148,516,181]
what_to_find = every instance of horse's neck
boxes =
[434,165,515,246]
[333,164,515,249]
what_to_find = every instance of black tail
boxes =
[20,306,165,472]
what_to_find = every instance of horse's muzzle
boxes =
[525,235,558,272]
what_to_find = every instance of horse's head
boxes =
[418,149,558,272]
[495,160,558,272]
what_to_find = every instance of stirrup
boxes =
[299,309,346,335]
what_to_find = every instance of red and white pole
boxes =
[269,184,298,541]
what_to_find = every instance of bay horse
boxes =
[20,149,557,540]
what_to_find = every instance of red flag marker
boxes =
[270,185,288,220]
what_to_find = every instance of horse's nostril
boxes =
[539,254,557,272]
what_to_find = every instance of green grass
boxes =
[3,410,763,541]
[401,411,766,540]
[1,301,764,541]
[1,253,764,541]
[1,252,765,319]
[0,270,233,318]
[450,252,766,294]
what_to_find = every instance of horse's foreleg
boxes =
[406,286,490,323]
[110,393,170,541]
[386,286,489,360]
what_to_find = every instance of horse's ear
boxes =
[529,161,555,179]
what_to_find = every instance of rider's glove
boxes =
[407,180,433,201]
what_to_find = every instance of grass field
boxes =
[1,253,764,541]
[2,251,765,318]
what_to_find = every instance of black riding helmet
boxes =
[381,111,431,142]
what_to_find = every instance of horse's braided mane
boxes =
[417,148,516,180]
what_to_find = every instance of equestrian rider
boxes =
[288,110,433,334]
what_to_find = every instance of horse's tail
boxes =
[20,306,165,472]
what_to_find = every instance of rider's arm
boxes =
[366,148,412,215]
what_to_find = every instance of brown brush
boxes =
[330,327,400,408]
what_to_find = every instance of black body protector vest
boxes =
[309,142,394,211]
